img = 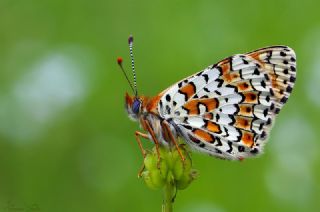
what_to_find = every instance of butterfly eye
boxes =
[132,99,141,114]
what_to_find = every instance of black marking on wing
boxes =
[226,141,233,153]
[203,74,209,83]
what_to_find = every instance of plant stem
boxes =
[162,177,175,212]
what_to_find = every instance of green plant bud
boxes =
[144,151,158,171]
[158,146,169,160]
[175,172,191,190]
[141,171,159,190]
[149,168,165,188]
[159,157,169,179]
[172,155,183,180]
[171,145,192,180]
[165,151,174,169]
[176,169,198,190]
[140,142,198,192]
[142,171,163,190]
[142,148,169,189]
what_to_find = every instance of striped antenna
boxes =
[128,35,138,96]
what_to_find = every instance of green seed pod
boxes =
[175,172,191,190]
[176,169,198,190]
[159,157,169,179]
[141,171,159,190]
[144,151,157,171]
[140,142,198,191]
[172,154,183,180]
[149,168,165,188]
[158,146,169,160]
[171,145,192,180]
[142,148,168,189]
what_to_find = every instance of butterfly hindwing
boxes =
[158,46,296,160]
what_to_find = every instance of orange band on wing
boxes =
[239,105,253,117]
[270,73,278,88]
[203,113,213,120]
[231,72,240,80]
[235,117,251,131]
[237,82,251,91]
[223,72,241,83]
[220,60,231,75]
[179,83,196,100]
[206,121,221,133]
[242,131,254,147]
[243,92,259,104]
[223,73,232,82]
[183,98,219,115]
[248,51,262,62]
[193,129,215,143]
[202,98,219,111]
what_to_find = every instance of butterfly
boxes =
[118,35,296,161]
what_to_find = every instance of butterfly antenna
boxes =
[128,35,138,96]
[117,57,135,94]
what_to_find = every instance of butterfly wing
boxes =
[158,46,296,160]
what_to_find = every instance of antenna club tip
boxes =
[117,57,123,65]
[128,35,133,44]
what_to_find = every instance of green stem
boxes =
[162,177,175,212]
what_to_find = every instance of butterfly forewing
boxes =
[158,46,296,160]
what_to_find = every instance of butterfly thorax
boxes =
[125,92,178,146]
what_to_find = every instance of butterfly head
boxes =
[125,93,145,121]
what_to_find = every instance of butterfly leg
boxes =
[135,131,149,157]
[162,121,185,162]
[134,131,149,177]
[143,119,161,166]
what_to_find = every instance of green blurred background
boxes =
[1,0,320,211]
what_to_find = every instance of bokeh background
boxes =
[1,0,320,211]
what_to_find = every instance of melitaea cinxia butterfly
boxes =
[118,35,296,161]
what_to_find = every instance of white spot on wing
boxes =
[186,117,205,128]
[198,104,207,114]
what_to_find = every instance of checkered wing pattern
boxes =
[158,46,296,160]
